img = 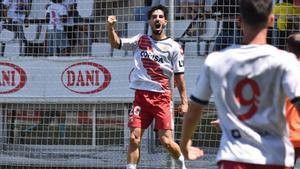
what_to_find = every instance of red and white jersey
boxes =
[120,34,184,93]
[191,44,300,167]
[46,3,67,31]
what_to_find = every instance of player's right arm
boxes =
[180,100,205,160]
[180,58,212,160]
[107,15,121,49]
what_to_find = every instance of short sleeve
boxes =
[172,43,184,74]
[120,34,141,51]
[190,61,212,104]
[282,57,300,101]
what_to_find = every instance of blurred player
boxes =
[286,32,300,167]
[211,32,300,167]
[180,0,300,169]
[107,4,203,169]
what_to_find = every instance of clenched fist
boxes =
[107,15,117,29]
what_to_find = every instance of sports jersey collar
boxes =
[239,44,271,48]
[150,35,170,41]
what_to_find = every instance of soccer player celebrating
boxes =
[107,4,203,169]
[180,0,300,169]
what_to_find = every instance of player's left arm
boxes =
[173,41,188,114]
[174,73,188,115]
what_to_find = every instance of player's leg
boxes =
[127,90,153,169]
[158,129,180,158]
[153,92,187,169]
[126,127,145,169]
[158,129,187,169]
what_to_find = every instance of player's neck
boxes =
[242,28,267,45]
[151,33,167,41]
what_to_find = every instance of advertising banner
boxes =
[0,57,202,103]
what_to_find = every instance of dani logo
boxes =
[0,62,27,94]
[61,62,111,94]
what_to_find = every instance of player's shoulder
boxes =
[268,45,297,60]
[204,44,293,66]
[167,37,180,45]
[151,36,182,51]
[123,33,144,41]
[204,45,235,66]
[130,33,146,39]
[165,37,182,50]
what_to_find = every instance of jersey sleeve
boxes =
[282,56,300,102]
[120,34,141,51]
[172,42,184,74]
[190,60,212,104]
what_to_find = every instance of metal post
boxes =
[168,1,176,168]
[123,105,129,148]
[92,105,96,147]
[54,26,57,57]
[168,0,175,39]
[0,104,3,147]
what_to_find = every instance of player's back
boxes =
[205,44,299,166]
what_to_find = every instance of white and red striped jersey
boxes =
[120,34,184,93]
[191,44,300,167]
[46,3,67,31]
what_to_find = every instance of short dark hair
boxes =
[147,5,168,20]
[240,0,273,28]
[287,32,300,58]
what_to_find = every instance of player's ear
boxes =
[162,21,167,28]
[267,14,274,27]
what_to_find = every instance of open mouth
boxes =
[153,21,162,35]
[155,22,161,29]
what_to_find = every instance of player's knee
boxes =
[159,135,171,148]
[129,134,141,147]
